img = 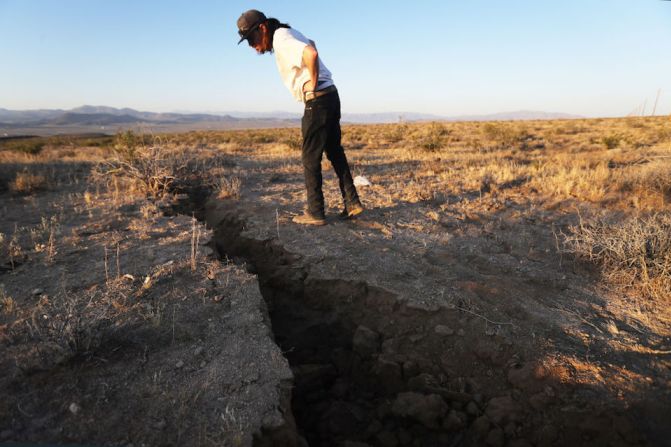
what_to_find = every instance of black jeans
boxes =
[301,90,360,218]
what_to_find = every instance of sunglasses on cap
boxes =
[237,21,263,44]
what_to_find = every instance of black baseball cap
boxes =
[237,9,267,44]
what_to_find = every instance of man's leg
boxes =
[300,105,327,219]
[323,94,361,211]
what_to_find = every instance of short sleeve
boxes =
[273,29,308,69]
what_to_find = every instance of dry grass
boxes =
[560,213,671,301]
[10,171,48,194]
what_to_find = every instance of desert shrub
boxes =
[280,135,302,151]
[216,176,242,200]
[113,130,154,161]
[420,122,450,152]
[601,134,623,149]
[481,123,528,147]
[94,136,188,198]
[618,162,671,197]
[0,137,46,155]
[386,123,409,144]
[11,171,47,194]
[560,213,671,300]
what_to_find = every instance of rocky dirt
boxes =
[0,163,301,446]
[189,133,669,447]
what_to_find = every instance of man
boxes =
[236,9,363,226]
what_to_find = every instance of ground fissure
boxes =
[183,191,650,447]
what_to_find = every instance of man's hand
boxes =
[302,44,319,92]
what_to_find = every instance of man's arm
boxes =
[302,44,319,92]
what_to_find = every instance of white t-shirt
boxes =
[272,27,334,102]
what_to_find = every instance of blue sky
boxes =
[1,0,670,117]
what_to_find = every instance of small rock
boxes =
[529,392,550,411]
[32,288,44,296]
[507,362,547,392]
[353,175,372,187]
[409,333,425,343]
[175,360,184,369]
[472,415,491,437]
[486,395,523,425]
[353,325,380,357]
[434,325,454,336]
[391,392,448,429]
[402,360,420,378]
[473,393,484,404]
[457,328,465,336]
[485,428,505,447]
[465,401,480,416]
[68,402,80,415]
[504,422,517,437]
[193,346,204,356]
[443,410,465,431]
[372,357,403,394]
[153,419,167,430]
[199,361,207,368]
[407,373,438,392]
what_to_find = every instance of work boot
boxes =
[339,202,365,219]
[293,212,327,226]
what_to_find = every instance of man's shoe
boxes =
[339,203,365,219]
[293,212,327,226]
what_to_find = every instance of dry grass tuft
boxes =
[11,171,48,194]
[560,213,671,300]
[215,176,242,200]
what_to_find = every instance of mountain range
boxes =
[0,105,583,136]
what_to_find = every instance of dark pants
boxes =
[301,90,360,218]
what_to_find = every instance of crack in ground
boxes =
[172,189,648,447]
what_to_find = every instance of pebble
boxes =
[486,395,523,424]
[443,410,465,431]
[352,325,380,357]
[465,401,480,416]
[409,333,425,343]
[434,325,454,336]
[32,288,44,296]
[472,415,491,436]
[175,360,184,368]
[68,402,80,415]
[457,328,465,336]
[193,346,204,356]
[391,392,448,429]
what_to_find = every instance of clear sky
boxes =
[1,0,670,117]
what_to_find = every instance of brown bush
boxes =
[11,171,48,194]
[560,213,671,300]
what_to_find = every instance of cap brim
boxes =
[236,21,262,45]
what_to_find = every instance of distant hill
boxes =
[0,105,584,136]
